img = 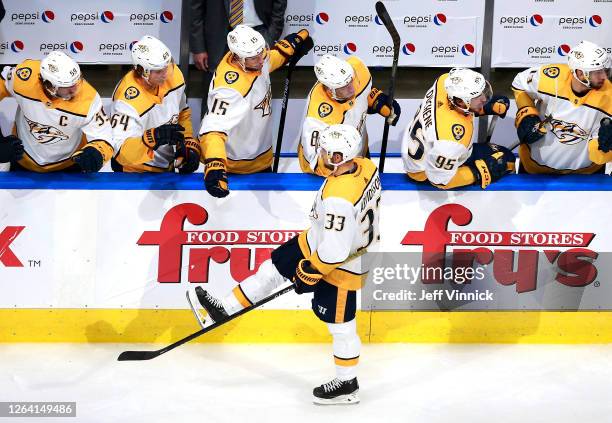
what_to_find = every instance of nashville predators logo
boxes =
[24,115,69,145]
[125,86,140,100]
[543,67,560,79]
[451,124,465,141]
[254,88,272,117]
[548,118,588,145]
[318,102,333,118]
[16,67,32,81]
[224,71,239,85]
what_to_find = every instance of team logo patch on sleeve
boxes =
[451,124,465,141]
[125,86,140,100]
[224,71,239,84]
[543,67,560,78]
[318,102,333,118]
[16,67,32,81]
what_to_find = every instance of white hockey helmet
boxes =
[131,35,173,80]
[314,54,355,100]
[227,25,266,70]
[40,51,81,99]
[568,40,611,88]
[318,124,362,172]
[444,67,492,114]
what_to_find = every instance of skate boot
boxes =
[313,377,359,405]
[186,287,228,328]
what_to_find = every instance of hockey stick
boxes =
[117,284,295,361]
[485,116,498,143]
[272,56,299,173]
[375,1,400,174]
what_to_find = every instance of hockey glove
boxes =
[597,119,612,153]
[471,152,510,189]
[517,115,546,145]
[368,88,401,126]
[0,135,24,163]
[72,146,104,173]
[293,259,322,295]
[481,95,510,118]
[143,124,185,150]
[175,138,201,174]
[277,30,313,61]
[204,158,229,198]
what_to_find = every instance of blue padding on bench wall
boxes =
[0,172,610,191]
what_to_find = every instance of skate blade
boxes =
[186,290,207,329]
[312,392,360,405]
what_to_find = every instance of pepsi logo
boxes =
[589,15,602,27]
[316,12,329,25]
[160,11,173,23]
[343,42,357,54]
[557,44,571,56]
[433,13,446,26]
[10,40,24,53]
[402,43,416,55]
[42,10,55,23]
[530,14,543,26]
[374,15,383,25]
[70,41,84,54]
[101,11,114,23]
[461,43,475,56]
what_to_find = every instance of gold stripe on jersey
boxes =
[537,64,612,114]
[227,147,272,173]
[518,144,603,174]
[15,131,87,172]
[297,143,330,177]
[212,51,260,97]
[588,139,612,165]
[117,161,171,173]
[321,157,377,205]
[433,74,473,148]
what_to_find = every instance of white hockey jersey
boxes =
[512,63,612,173]
[401,73,476,188]
[298,157,381,291]
[297,56,372,176]
[110,63,195,172]
[200,49,290,174]
[0,59,114,172]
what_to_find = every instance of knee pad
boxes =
[239,259,286,302]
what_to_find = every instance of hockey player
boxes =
[298,54,401,176]
[512,40,612,174]
[200,25,313,198]
[401,67,514,189]
[188,124,381,405]
[110,35,199,173]
[0,51,113,172]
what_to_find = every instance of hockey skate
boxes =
[186,287,228,329]
[313,377,359,405]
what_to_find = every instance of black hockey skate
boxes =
[186,287,228,328]
[313,377,359,405]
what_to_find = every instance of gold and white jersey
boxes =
[298,157,381,291]
[401,73,475,187]
[297,56,372,176]
[111,63,194,172]
[0,59,113,172]
[512,63,612,173]
[200,49,290,174]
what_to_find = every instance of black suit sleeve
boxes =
[267,0,287,42]
[190,0,207,54]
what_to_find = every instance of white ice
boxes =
[1,343,611,423]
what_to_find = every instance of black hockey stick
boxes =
[485,116,498,143]
[117,284,295,361]
[375,1,400,173]
[272,55,300,173]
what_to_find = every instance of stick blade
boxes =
[117,350,161,361]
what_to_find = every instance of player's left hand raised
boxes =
[482,95,510,118]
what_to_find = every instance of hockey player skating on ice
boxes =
[188,124,381,404]
[199,25,313,198]
[110,35,199,173]
[401,67,514,189]
[0,51,113,172]
[512,40,611,174]
[297,54,401,176]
